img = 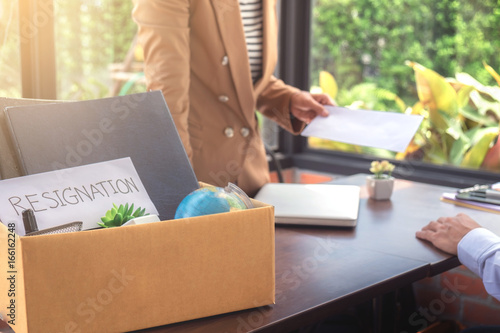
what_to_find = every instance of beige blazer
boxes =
[133,0,304,197]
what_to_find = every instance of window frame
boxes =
[19,0,57,99]
[17,0,500,187]
[277,0,500,188]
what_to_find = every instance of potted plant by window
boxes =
[366,160,396,200]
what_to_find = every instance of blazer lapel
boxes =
[211,0,254,122]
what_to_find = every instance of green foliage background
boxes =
[1,0,499,172]
[2,1,498,102]
[310,0,500,105]
[0,0,140,100]
[55,0,139,100]
[0,0,22,98]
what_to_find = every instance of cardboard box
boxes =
[0,200,275,332]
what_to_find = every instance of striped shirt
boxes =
[239,0,263,83]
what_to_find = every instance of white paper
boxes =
[0,158,158,236]
[301,106,423,152]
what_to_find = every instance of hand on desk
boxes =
[290,91,334,124]
[416,213,481,255]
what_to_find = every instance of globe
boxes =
[174,184,253,219]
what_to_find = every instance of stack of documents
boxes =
[441,183,500,214]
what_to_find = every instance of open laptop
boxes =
[254,183,360,227]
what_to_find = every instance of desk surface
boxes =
[131,174,499,333]
[2,174,497,333]
[325,174,500,274]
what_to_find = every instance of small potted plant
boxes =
[366,160,396,200]
[98,203,159,228]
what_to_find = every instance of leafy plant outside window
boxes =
[311,62,500,172]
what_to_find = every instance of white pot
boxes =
[122,214,161,226]
[366,175,394,200]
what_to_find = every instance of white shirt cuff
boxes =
[458,227,500,277]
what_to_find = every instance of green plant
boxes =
[313,61,500,172]
[98,203,148,228]
[401,61,500,170]
[370,160,395,179]
[310,0,500,99]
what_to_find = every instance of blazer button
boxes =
[221,55,229,66]
[240,127,250,137]
[224,127,234,138]
[219,95,229,103]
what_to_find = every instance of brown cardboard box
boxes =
[0,200,275,332]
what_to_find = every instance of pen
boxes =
[22,209,39,234]
[22,208,83,236]
[457,184,491,194]
[485,189,500,200]
[469,189,500,200]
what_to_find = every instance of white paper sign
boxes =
[0,157,158,236]
[301,106,423,152]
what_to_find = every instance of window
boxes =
[7,0,499,185]
[278,0,500,186]
[308,0,500,173]
[54,0,143,100]
[0,0,22,97]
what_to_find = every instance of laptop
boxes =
[254,183,360,227]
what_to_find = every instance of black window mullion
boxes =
[277,0,311,157]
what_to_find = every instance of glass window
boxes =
[54,0,144,100]
[0,0,22,97]
[309,0,500,175]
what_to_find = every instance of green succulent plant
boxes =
[98,203,148,228]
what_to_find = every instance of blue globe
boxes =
[174,186,248,219]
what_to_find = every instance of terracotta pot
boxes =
[366,175,394,200]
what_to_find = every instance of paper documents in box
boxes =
[0,157,158,235]
[4,91,199,221]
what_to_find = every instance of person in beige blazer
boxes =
[132,0,333,197]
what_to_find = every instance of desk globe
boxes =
[175,183,253,219]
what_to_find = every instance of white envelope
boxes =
[301,106,423,152]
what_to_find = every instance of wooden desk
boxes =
[137,229,428,333]
[2,174,497,333]
[321,174,500,275]
[130,174,498,332]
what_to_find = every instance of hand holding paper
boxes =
[290,91,332,124]
[301,106,423,152]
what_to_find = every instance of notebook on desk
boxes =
[254,183,360,227]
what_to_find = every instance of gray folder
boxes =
[4,91,199,221]
[0,97,64,180]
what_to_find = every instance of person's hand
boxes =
[415,213,482,255]
[290,91,334,124]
